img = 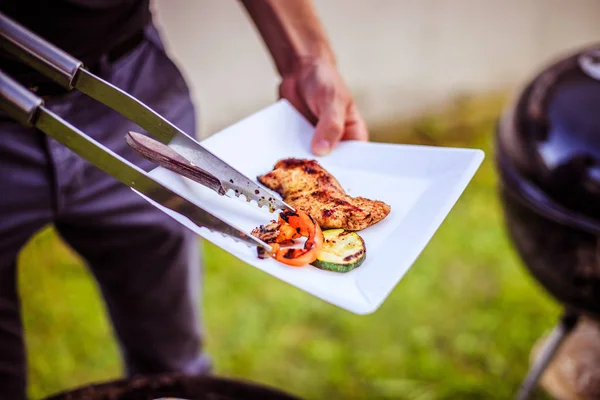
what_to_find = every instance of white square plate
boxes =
[136,99,484,315]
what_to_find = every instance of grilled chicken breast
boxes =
[257,158,391,231]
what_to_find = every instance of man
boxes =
[0,0,368,398]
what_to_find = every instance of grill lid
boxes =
[497,44,600,233]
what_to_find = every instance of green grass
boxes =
[19,93,559,399]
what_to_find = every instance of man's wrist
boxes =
[283,50,336,77]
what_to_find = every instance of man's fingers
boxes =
[342,103,369,141]
[311,101,346,156]
[312,101,368,156]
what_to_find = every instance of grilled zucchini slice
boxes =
[311,229,366,273]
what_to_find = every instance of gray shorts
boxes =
[0,23,210,399]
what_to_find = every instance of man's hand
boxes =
[279,58,369,156]
[239,0,368,156]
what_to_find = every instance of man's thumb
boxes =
[311,104,345,156]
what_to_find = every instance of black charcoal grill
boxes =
[43,373,303,400]
[495,43,600,399]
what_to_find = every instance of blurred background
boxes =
[18,1,600,399]
[151,0,600,138]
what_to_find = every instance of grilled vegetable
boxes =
[253,209,324,267]
[311,229,366,273]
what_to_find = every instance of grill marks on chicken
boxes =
[257,159,391,231]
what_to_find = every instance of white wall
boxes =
[151,0,600,138]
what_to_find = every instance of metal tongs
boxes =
[0,12,294,253]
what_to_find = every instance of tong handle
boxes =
[0,68,43,126]
[0,12,83,89]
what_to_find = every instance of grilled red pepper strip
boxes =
[268,209,324,267]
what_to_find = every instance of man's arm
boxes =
[239,0,369,156]
[238,0,335,77]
